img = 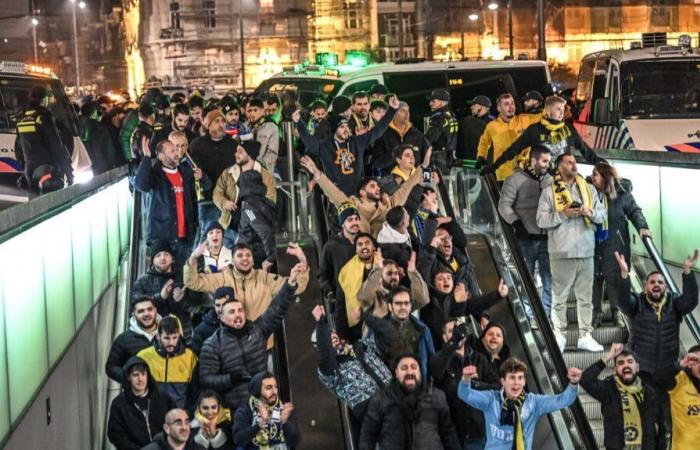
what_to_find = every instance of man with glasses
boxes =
[141,408,203,450]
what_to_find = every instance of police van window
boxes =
[610,63,620,110]
[342,79,378,96]
[449,77,508,119]
[255,78,342,108]
[575,59,596,123]
[592,58,610,102]
[384,72,446,130]
[0,77,77,134]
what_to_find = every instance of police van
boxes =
[0,61,84,184]
[574,33,700,152]
[254,53,552,128]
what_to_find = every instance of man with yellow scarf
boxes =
[490,95,602,179]
[537,153,606,353]
[580,343,666,450]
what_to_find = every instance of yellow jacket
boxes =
[669,370,700,450]
[137,341,197,407]
[477,113,542,181]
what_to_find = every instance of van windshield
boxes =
[255,77,343,108]
[0,76,79,135]
[621,59,700,119]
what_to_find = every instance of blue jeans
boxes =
[518,238,552,316]
[197,202,237,247]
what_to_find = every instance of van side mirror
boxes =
[593,98,615,125]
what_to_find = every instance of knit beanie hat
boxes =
[204,220,224,235]
[480,321,506,340]
[213,286,235,300]
[149,240,173,260]
[203,108,224,130]
[221,98,238,115]
[331,95,352,115]
[329,114,349,134]
[240,140,262,161]
[338,202,360,226]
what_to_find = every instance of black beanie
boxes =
[329,114,349,134]
[331,95,352,114]
[240,140,261,161]
[205,221,224,235]
[149,240,174,260]
[338,201,360,226]
[480,321,506,340]
[213,286,234,300]
[221,98,238,114]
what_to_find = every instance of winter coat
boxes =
[191,309,219,355]
[105,316,158,382]
[80,115,117,175]
[190,416,234,450]
[183,260,308,327]
[376,222,413,269]
[189,134,237,201]
[358,268,429,319]
[429,341,500,442]
[597,180,648,259]
[140,432,205,450]
[132,267,200,340]
[476,113,542,181]
[129,120,154,173]
[384,315,436,380]
[232,399,301,449]
[316,317,393,418]
[152,124,197,149]
[137,338,198,410]
[425,106,458,171]
[249,118,279,172]
[296,106,396,196]
[315,164,423,237]
[536,179,605,259]
[457,114,491,161]
[372,121,430,172]
[498,168,552,238]
[458,381,578,450]
[580,360,665,450]
[417,234,472,288]
[492,120,601,173]
[359,380,461,450]
[468,334,511,377]
[618,273,698,380]
[119,109,139,163]
[198,281,296,408]
[318,233,356,297]
[107,357,176,450]
[212,162,276,229]
[134,157,198,243]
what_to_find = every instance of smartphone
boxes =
[570,201,582,209]
[423,168,431,184]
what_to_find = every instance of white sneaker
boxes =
[554,332,567,353]
[577,333,604,352]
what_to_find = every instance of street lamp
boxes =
[468,13,479,21]
[487,2,499,10]
[31,18,38,64]
[69,0,84,93]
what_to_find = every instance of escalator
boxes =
[447,163,700,449]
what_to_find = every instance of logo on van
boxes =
[687,129,700,139]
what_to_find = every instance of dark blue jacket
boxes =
[134,156,198,243]
[190,308,219,355]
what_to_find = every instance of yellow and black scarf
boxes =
[194,406,232,428]
[500,390,526,450]
[614,375,644,446]
[645,292,668,321]
[552,173,594,225]
[249,396,286,449]
[390,166,414,183]
[541,117,571,145]
[338,255,375,327]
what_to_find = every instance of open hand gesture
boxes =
[614,251,629,278]
[683,249,699,274]
[604,343,624,364]
[454,282,470,303]
[160,279,174,299]
[421,147,433,169]
[286,242,307,264]
[497,279,508,298]
[300,156,320,178]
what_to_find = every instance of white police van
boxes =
[574,33,700,152]
[254,53,552,125]
[0,61,84,184]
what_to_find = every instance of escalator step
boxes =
[565,327,629,345]
[562,349,606,369]
[566,304,613,323]
[579,394,603,420]
[590,421,605,449]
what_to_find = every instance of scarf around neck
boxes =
[552,173,593,225]
[249,396,286,449]
[500,390,526,450]
[338,255,374,327]
[614,375,644,446]
[194,406,232,428]
[541,117,571,144]
[645,292,668,321]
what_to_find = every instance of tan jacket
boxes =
[212,162,277,228]
[358,268,430,318]
[183,260,309,329]
[315,167,423,237]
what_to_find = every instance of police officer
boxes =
[15,85,73,191]
[522,90,544,114]
[425,88,458,173]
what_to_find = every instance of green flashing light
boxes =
[315,52,339,67]
[345,50,371,67]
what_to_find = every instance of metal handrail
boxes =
[481,171,599,450]
[641,235,700,343]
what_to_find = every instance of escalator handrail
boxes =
[480,171,599,450]
[641,235,700,343]
[126,190,143,316]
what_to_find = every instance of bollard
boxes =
[282,121,298,235]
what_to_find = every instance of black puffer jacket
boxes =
[597,180,648,259]
[190,308,219,355]
[371,122,430,172]
[359,380,461,450]
[107,357,176,450]
[580,360,666,450]
[105,316,157,382]
[189,134,237,201]
[318,233,355,297]
[199,281,295,408]
[618,273,698,381]
[134,157,198,243]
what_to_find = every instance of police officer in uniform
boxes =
[15,85,73,192]
[425,89,458,173]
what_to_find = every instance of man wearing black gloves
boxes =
[430,319,499,450]
[198,262,308,409]
[425,89,458,173]
[292,94,400,196]
[580,343,666,450]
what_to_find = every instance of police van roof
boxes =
[582,48,700,63]
[0,61,53,78]
[272,59,548,82]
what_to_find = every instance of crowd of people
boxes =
[17,81,700,449]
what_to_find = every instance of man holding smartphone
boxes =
[536,153,606,353]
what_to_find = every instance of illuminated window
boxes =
[261,0,273,9]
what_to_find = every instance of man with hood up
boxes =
[106,297,160,382]
[138,315,199,410]
[107,356,175,450]
[232,372,301,449]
